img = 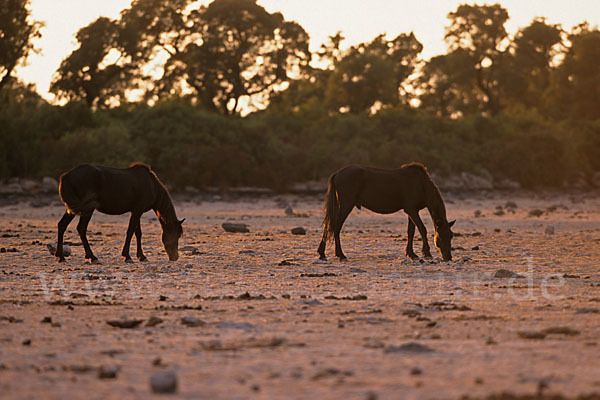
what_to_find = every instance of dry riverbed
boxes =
[1,190,599,399]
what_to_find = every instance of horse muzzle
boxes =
[167,251,179,262]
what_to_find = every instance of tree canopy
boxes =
[0,0,42,92]
[32,1,600,122]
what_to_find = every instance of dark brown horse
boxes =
[317,163,455,261]
[55,163,184,263]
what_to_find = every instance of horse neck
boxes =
[154,181,177,225]
[425,182,447,228]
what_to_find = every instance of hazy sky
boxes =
[18,0,600,101]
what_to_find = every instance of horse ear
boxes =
[179,218,185,225]
[449,219,456,227]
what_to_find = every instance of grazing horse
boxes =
[54,163,184,263]
[317,163,455,261]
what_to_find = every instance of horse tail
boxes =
[322,173,339,243]
[58,169,99,215]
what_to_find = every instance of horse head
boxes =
[160,218,184,261]
[434,219,455,261]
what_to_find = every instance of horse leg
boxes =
[135,222,147,262]
[77,213,98,263]
[405,216,418,260]
[317,232,327,260]
[122,213,140,263]
[56,212,75,262]
[407,210,432,259]
[334,204,353,260]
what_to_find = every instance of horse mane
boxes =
[130,161,152,171]
[402,162,447,222]
[401,162,428,173]
[130,162,177,223]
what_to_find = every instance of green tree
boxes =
[546,24,600,120]
[325,33,422,113]
[444,3,510,115]
[0,0,42,92]
[416,49,479,117]
[500,18,563,109]
[165,0,311,114]
[52,0,310,114]
[50,17,129,108]
[267,33,344,114]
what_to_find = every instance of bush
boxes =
[0,95,597,190]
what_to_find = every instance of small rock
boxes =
[291,227,306,235]
[98,365,119,379]
[159,295,168,301]
[47,243,71,257]
[471,246,479,251]
[106,318,144,329]
[181,316,206,327]
[222,223,249,233]
[384,342,434,354]
[180,246,198,253]
[542,326,580,336]
[474,210,482,218]
[146,316,164,327]
[505,201,518,209]
[41,316,53,324]
[284,205,294,216]
[518,330,546,340]
[494,269,525,279]
[493,209,505,216]
[410,367,423,375]
[545,226,555,235]
[529,209,544,217]
[150,370,177,394]
[22,339,31,346]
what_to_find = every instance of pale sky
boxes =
[18,0,600,102]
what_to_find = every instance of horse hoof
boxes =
[318,254,327,260]
[423,255,433,260]
[124,258,134,264]
[138,257,148,262]
[86,258,100,264]
[56,257,66,263]
[338,256,348,262]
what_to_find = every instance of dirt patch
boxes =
[0,191,599,399]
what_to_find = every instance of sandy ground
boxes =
[0,190,599,400]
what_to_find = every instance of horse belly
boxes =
[361,202,401,215]
[358,182,404,214]
[96,185,143,215]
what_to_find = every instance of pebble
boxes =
[545,226,555,235]
[181,316,206,327]
[222,223,249,233]
[494,269,525,279]
[106,318,144,329]
[291,227,306,235]
[150,370,177,394]
[529,209,544,217]
[518,330,547,340]
[146,316,164,327]
[384,342,434,354]
[98,365,119,379]
[46,243,71,257]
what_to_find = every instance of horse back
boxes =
[91,165,158,215]
[334,165,428,214]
